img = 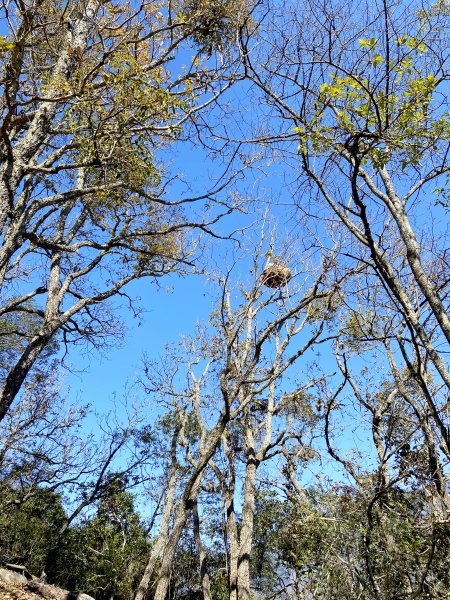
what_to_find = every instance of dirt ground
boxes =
[0,581,40,600]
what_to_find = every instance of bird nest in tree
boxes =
[261,264,291,289]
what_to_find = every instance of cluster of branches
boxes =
[240,0,450,399]
[0,0,449,599]
[0,0,253,420]
[129,224,450,599]
[232,0,450,596]
[1,221,449,599]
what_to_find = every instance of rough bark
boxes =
[0,0,99,232]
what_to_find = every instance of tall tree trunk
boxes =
[153,479,202,600]
[192,498,212,600]
[236,437,258,600]
[225,489,239,600]
[134,427,179,600]
[153,412,229,600]
[0,243,63,421]
[379,166,450,346]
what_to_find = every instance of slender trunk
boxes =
[217,440,238,600]
[372,410,390,490]
[236,438,258,600]
[153,478,203,600]
[153,412,230,600]
[226,490,239,600]
[380,167,450,346]
[134,436,179,600]
[192,498,212,600]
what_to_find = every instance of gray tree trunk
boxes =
[379,167,450,346]
[153,479,202,600]
[134,430,179,600]
[192,498,212,600]
[236,433,258,600]
[225,488,239,600]
[153,411,230,600]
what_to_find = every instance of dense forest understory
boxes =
[0,0,449,598]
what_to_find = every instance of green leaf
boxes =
[359,37,378,49]
[0,35,16,51]
[373,53,384,66]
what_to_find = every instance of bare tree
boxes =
[210,370,323,599]
[135,230,344,599]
